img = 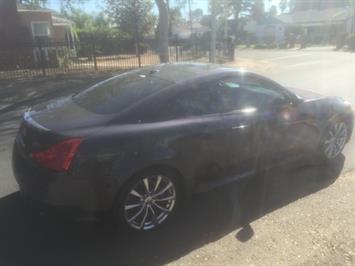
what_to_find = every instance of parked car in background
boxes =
[12,63,354,231]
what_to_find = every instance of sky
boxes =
[47,0,281,16]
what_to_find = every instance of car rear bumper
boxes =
[12,140,114,213]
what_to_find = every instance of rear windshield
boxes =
[73,71,172,114]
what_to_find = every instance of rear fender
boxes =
[109,152,194,200]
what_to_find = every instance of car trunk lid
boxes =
[17,96,113,154]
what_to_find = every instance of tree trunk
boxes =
[155,0,169,63]
[231,0,242,38]
[233,11,240,39]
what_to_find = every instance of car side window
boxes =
[215,76,288,112]
[153,86,223,121]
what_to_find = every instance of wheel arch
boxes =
[112,162,192,207]
[327,112,353,142]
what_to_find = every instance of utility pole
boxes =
[188,0,195,57]
[210,0,217,63]
[188,0,193,35]
[60,0,65,13]
[167,0,171,37]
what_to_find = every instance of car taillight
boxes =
[31,138,83,172]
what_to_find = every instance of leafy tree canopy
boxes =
[105,0,156,39]
[62,9,117,38]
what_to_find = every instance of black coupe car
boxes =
[13,63,354,231]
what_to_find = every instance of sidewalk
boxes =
[170,169,355,266]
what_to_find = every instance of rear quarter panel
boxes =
[77,118,209,196]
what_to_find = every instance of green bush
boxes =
[254,43,267,49]
[278,43,288,49]
[254,43,277,49]
[346,34,355,51]
[266,43,277,49]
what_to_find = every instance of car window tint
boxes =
[216,76,287,112]
[73,72,172,114]
[157,87,222,120]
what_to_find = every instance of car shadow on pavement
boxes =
[0,155,345,266]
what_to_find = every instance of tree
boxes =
[155,0,169,62]
[229,0,256,37]
[289,0,296,12]
[169,6,183,36]
[191,8,203,22]
[63,9,117,38]
[59,0,88,12]
[215,0,234,40]
[230,0,243,37]
[169,8,183,25]
[279,0,288,13]
[106,0,156,38]
[269,5,278,16]
[349,0,355,33]
[209,0,217,62]
[251,0,265,21]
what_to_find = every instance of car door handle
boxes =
[232,124,248,130]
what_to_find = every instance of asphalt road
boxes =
[234,47,355,172]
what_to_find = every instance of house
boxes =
[0,0,75,70]
[249,16,286,44]
[277,7,352,44]
[244,6,353,45]
[171,21,210,39]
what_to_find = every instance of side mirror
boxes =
[271,98,289,113]
[271,98,295,122]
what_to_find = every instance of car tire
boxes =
[318,117,349,163]
[112,168,182,233]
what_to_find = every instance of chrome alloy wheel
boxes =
[323,122,348,159]
[123,175,176,230]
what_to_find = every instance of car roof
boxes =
[136,63,240,84]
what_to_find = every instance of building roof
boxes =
[258,16,285,25]
[277,7,350,26]
[17,3,73,26]
[17,3,52,12]
[171,21,209,38]
[52,15,74,26]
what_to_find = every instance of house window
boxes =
[31,22,51,63]
[65,28,75,49]
[31,22,51,44]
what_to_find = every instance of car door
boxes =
[242,76,301,159]
[213,74,297,174]
[146,83,232,180]
[203,77,260,175]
